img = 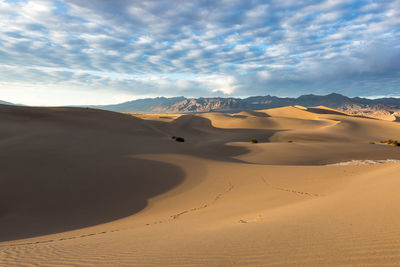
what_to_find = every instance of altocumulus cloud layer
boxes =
[0,0,399,105]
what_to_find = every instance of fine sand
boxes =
[1,104,400,266]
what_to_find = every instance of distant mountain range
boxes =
[0,100,15,105]
[2,93,400,121]
[90,93,400,121]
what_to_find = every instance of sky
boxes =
[0,0,399,106]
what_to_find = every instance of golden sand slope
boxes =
[1,104,400,266]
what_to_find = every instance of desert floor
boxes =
[1,104,400,266]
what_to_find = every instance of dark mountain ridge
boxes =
[0,100,15,105]
[91,93,400,119]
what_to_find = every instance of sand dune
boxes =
[1,104,400,266]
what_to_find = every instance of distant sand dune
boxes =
[1,104,400,266]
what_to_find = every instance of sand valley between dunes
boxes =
[1,104,400,266]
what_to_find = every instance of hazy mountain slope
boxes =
[0,100,15,105]
[90,97,187,113]
[92,93,400,120]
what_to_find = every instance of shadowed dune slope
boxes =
[0,105,186,241]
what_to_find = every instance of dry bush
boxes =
[380,140,400,146]
[175,137,185,142]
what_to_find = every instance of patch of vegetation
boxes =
[288,140,293,143]
[251,139,258,144]
[175,137,185,142]
[172,136,176,139]
[369,141,375,144]
[380,140,400,146]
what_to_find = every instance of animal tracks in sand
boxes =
[147,182,235,225]
[238,214,264,224]
[237,178,323,225]
[211,182,234,204]
[0,230,120,248]
[260,177,323,197]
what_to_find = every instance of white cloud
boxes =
[204,75,239,95]
[257,70,270,80]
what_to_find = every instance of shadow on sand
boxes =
[0,106,279,242]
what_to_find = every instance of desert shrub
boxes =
[380,140,400,146]
[175,137,185,142]
[251,139,258,144]
[288,140,293,143]
[172,136,176,139]
[369,141,375,144]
